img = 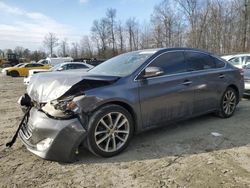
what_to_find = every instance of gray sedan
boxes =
[16,48,244,162]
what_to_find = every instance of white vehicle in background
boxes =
[24,57,74,80]
[221,54,250,68]
[1,63,25,75]
[24,62,93,85]
[38,57,73,66]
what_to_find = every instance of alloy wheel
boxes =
[94,112,130,152]
[222,90,236,115]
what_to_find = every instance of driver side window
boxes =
[149,51,187,76]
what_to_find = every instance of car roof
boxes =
[23,62,41,65]
[135,47,212,55]
[60,62,92,66]
[222,53,250,58]
[67,62,88,64]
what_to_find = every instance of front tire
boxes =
[217,87,238,118]
[9,71,19,77]
[86,104,134,157]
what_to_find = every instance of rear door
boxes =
[184,51,226,114]
[138,51,196,128]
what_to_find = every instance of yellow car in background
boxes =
[6,63,51,77]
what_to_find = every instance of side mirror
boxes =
[143,66,164,78]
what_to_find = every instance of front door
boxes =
[138,51,196,128]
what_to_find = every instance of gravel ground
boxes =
[0,75,250,188]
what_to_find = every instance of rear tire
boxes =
[9,71,19,77]
[86,104,134,157]
[217,87,238,118]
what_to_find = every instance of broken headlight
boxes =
[51,99,79,113]
[42,95,85,118]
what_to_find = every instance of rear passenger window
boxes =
[25,64,42,67]
[66,64,75,69]
[149,51,187,75]
[185,51,215,71]
[34,64,44,67]
[75,64,88,69]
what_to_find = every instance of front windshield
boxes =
[88,51,156,77]
[37,59,44,64]
[18,64,26,68]
[229,57,241,66]
[37,59,48,64]
[14,63,24,67]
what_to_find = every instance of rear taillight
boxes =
[239,68,244,76]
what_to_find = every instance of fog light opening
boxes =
[36,138,53,151]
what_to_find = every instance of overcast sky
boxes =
[0,0,161,51]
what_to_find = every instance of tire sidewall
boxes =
[86,105,134,157]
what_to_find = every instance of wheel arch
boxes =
[91,100,138,133]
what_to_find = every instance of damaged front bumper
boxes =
[19,107,87,162]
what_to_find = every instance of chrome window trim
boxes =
[134,49,227,81]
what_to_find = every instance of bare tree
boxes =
[43,33,59,57]
[23,49,30,59]
[139,22,152,49]
[71,42,79,59]
[91,34,101,57]
[176,0,200,47]
[59,39,68,57]
[30,50,46,62]
[106,8,117,55]
[152,0,182,47]
[91,18,109,57]
[0,49,4,58]
[241,0,249,52]
[126,18,139,51]
[1,47,48,62]
[80,35,93,58]
[14,46,25,58]
[81,2,250,58]
[116,21,125,53]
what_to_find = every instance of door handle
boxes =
[182,80,192,86]
[219,74,225,79]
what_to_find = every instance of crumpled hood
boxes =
[27,71,119,103]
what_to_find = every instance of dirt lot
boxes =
[0,75,250,188]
